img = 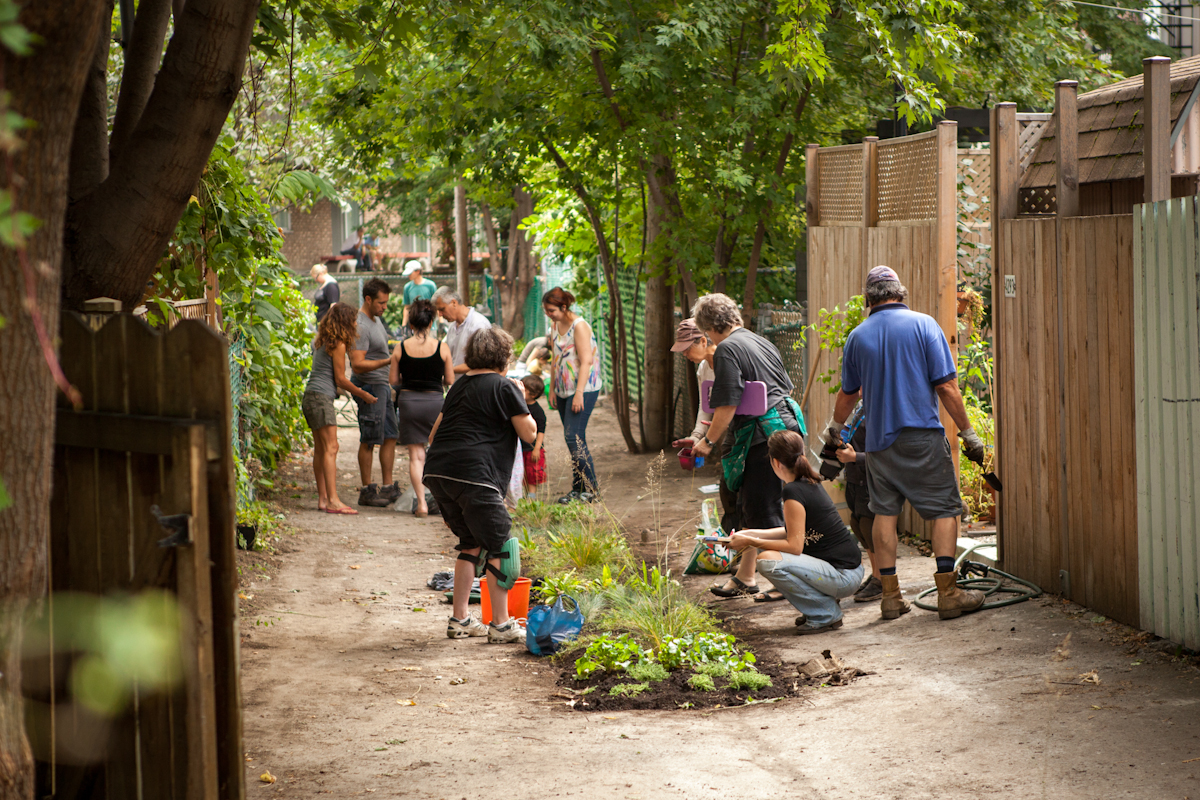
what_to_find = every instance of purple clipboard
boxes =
[700,380,768,415]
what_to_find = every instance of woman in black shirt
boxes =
[728,430,864,635]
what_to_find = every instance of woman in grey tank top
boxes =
[303,303,377,514]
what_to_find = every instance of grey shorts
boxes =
[302,391,337,430]
[865,428,963,520]
[352,379,398,445]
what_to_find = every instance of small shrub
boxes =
[575,633,651,679]
[609,682,649,697]
[573,593,607,622]
[693,662,730,678]
[687,673,716,692]
[627,661,669,683]
[534,570,588,605]
[727,671,772,691]
[657,633,756,672]
[604,584,719,651]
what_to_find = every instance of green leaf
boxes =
[253,299,286,326]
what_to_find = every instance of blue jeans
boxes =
[757,554,864,626]
[557,390,599,493]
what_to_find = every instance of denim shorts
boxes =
[352,380,398,445]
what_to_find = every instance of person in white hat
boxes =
[401,259,435,327]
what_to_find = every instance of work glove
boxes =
[958,426,986,465]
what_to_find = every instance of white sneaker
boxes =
[487,619,526,644]
[446,615,488,639]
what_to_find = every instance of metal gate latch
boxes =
[151,504,193,548]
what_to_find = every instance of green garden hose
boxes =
[912,542,1042,611]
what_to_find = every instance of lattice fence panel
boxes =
[1020,186,1057,216]
[958,149,992,283]
[816,147,863,224]
[877,134,938,223]
[1018,115,1052,173]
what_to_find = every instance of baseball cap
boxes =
[671,318,705,352]
[402,259,423,276]
[866,265,900,285]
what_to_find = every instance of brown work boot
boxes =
[879,574,910,620]
[934,571,986,619]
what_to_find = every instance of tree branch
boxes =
[591,49,626,130]
[63,0,262,310]
[68,1,114,203]
[743,86,811,322]
[110,0,173,162]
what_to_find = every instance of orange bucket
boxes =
[480,577,532,623]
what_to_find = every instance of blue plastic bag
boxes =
[525,595,584,656]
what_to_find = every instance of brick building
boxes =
[277,199,439,274]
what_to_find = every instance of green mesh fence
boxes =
[589,265,645,402]
[228,334,247,458]
[523,276,545,344]
[758,306,809,406]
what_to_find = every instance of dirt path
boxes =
[240,401,1200,799]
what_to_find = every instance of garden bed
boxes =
[557,657,803,711]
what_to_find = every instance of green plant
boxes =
[810,296,866,393]
[959,403,996,521]
[151,142,313,496]
[236,500,285,550]
[534,571,588,605]
[626,661,669,683]
[687,673,716,692]
[656,633,756,673]
[608,682,649,697]
[575,633,652,679]
[602,584,719,652]
[692,662,731,678]
[573,593,607,622]
[727,671,772,691]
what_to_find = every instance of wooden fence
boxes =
[805,124,959,538]
[992,98,1140,625]
[31,313,244,799]
[1134,197,1200,650]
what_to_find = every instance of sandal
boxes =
[325,506,359,515]
[710,576,761,598]
[753,589,786,603]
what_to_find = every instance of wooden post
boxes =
[454,182,469,300]
[1144,56,1172,203]
[935,121,960,443]
[1056,81,1080,218]
[861,136,879,280]
[990,102,1018,561]
[804,143,819,433]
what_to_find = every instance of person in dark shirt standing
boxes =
[310,264,340,323]
[519,374,548,497]
[425,326,536,644]
[837,421,882,601]
[728,431,864,635]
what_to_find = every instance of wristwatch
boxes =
[701,435,715,447]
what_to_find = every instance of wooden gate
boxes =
[805,123,960,538]
[992,99,1140,626]
[29,313,243,799]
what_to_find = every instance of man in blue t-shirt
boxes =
[827,266,988,622]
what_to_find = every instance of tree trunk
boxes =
[68,2,115,203]
[542,136,639,453]
[62,0,262,311]
[481,201,500,276]
[502,187,533,336]
[0,2,111,795]
[642,159,676,451]
[454,181,468,301]
[742,89,810,324]
[109,0,173,163]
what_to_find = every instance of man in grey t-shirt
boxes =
[351,278,399,507]
[434,286,492,373]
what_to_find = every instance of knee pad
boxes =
[456,548,486,579]
[482,537,521,590]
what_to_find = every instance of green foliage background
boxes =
[151,141,312,491]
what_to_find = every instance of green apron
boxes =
[722,397,807,492]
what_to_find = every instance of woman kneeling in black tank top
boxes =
[728,430,864,635]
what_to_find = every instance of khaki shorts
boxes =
[302,391,337,430]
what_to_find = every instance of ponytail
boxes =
[767,430,821,484]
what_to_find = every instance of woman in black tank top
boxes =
[389,299,455,515]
